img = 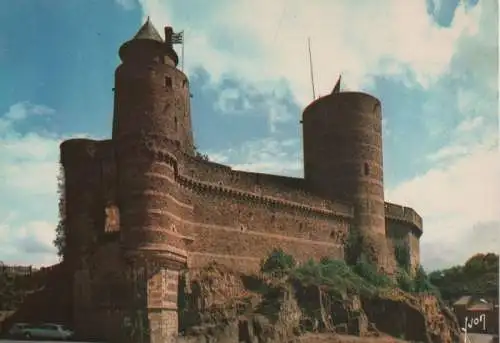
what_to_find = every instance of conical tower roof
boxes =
[132,17,163,42]
[118,18,179,66]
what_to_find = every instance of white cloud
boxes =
[456,116,484,133]
[386,0,499,270]
[208,76,296,133]
[386,144,500,270]
[115,0,136,11]
[0,102,83,267]
[208,138,302,176]
[138,0,480,106]
[391,94,499,270]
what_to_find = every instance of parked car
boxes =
[20,323,74,340]
[8,322,29,338]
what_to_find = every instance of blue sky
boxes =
[0,0,497,270]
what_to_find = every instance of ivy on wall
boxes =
[53,164,66,259]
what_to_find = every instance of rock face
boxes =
[177,263,461,343]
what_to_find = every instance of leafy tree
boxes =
[428,253,499,302]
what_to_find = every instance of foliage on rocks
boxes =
[396,268,414,293]
[256,249,461,341]
[290,257,376,299]
[261,248,297,278]
[352,254,393,289]
[260,248,445,301]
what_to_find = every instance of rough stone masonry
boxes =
[58,19,423,343]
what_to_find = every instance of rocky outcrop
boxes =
[177,263,461,343]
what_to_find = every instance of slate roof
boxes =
[454,296,472,306]
[132,17,164,43]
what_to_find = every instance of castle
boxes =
[59,19,423,342]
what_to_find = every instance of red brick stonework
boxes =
[58,19,424,342]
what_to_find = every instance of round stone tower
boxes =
[112,17,194,153]
[112,19,192,342]
[302,85,394,273]
[112,18,194,253]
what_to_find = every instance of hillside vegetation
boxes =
[177,246,460,343]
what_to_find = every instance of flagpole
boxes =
[181,31,185,72]
[307,37,316,100]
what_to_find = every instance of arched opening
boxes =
[174,117,178,131]
[364,162,370,176]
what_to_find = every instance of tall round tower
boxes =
[112,18,194,254]
[112,18,194,153]
[302,86,393,273]
[112,19,193,341]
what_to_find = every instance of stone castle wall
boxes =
[385,202,423,273]
[111,133,352,272]
[60,134,424,340]
[60,135,423,276]
[60,139,109,269]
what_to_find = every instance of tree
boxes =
[428,253,499,302]
[53,221,65,258]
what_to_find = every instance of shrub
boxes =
[396,268,414,292]
[291,257,376,298]
[319,257,376,296]
[413,266,440,296]
[260,248,296,277]
[352,254,393,289]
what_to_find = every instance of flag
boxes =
[332,75,341,94]
[172,31,184,44]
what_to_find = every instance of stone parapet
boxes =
[384,202,423,235]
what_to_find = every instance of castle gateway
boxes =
[59,19,423,343]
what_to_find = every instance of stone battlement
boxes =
[384,201,423,233]
[115,133,355,219]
